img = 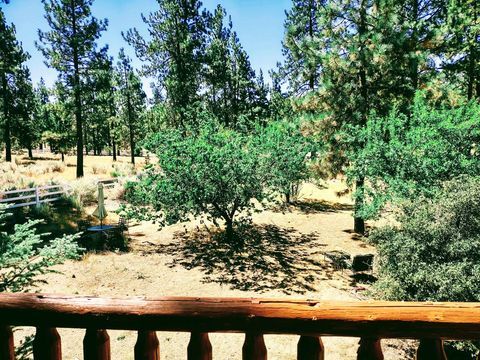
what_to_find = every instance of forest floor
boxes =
[6,152,414,359]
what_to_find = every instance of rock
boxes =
[352,254,374,272]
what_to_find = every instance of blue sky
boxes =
[3,0,291,97]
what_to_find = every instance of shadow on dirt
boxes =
[143,224,333,294]
[295,200,354,214]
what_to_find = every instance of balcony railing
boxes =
[1,293,480,359]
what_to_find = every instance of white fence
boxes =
[0,179,118,209]
[0,184,66,209]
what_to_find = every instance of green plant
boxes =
[256,119,317,204]
[0,205,81,292]
[372,176,480,355]
[352,94,480,220]
[125,120,266,241]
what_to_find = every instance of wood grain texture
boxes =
[242,333,267,360]
[83,329,110,360]
[357,338,383,360]
[2,293,480,339]
[416,339,447,360]
[187,332,212,360]
[33,327,61,360]
[134,331,160,360]
[297,335,324,360]
[0,326,14,360]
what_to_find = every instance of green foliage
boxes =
[125,120,266,240]
[372,176,480,355]
[353,94,480,219]
[256,119,316,203]
[0,206,81,292]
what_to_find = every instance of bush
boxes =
[126,121,266,241]
[372,176,480,355]
[0,205,81,292]
[373,176,480,302]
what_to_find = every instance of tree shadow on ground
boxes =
[294,200,354,214]
[144,224,333,294]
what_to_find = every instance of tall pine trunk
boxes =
[1,73,11,162]
[354,0,369,235]
[27,145,33,159]
[72,5,84,178]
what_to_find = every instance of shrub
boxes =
[126,121,266,241]
[373,176,480,302]
[0,205,81,292]
[372,176,480,355]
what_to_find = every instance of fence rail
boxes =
[1,293,479,359]
[0,179,118,209]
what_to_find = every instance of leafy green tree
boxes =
[37,0,107,177]
[124,0,206,128]
[256,119,316,204]
[115,48,146,164]
[41,81,76,161]
[0,7,29,161]
[126,120,265,241]
[353,93,480,219]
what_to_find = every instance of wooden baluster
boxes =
[297,335,324,360]
[416,339,447,360]
[83,329,111,360]
[33,327,62,360]
[0,326,14,360]
[242,332,267,360]
[187,332,212,360]
[357,338,383,360]
[134,331,160,360]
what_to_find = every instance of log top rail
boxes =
[1,293,478,359]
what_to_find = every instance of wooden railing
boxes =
[1,293,480,359]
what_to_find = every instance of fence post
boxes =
[35,187,40,207]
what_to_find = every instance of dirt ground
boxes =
[11,178,414,359]
[5,153,412,359]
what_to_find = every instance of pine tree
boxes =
[281,0,322,95]
[124,0,206,129]
[0,8,29,161]
[37,0,107,177]
[115,48,146,164]
[12,66,37,158]
[441,0,479,100]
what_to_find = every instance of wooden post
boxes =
[187,332,212,360]
[297,335,324,360]
[33,327,62,360]
[357,338,383,360]
[134,331,160,360]
[35,187,40,207]
[0,326,14,360]
[416,339,447,360]
[242,332,267,360]
[83,328,111,360]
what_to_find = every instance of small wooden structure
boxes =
[2,292,479,359]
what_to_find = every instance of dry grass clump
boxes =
[111,163,136,178]
[67,178,98,207]
[92,164,108,175]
